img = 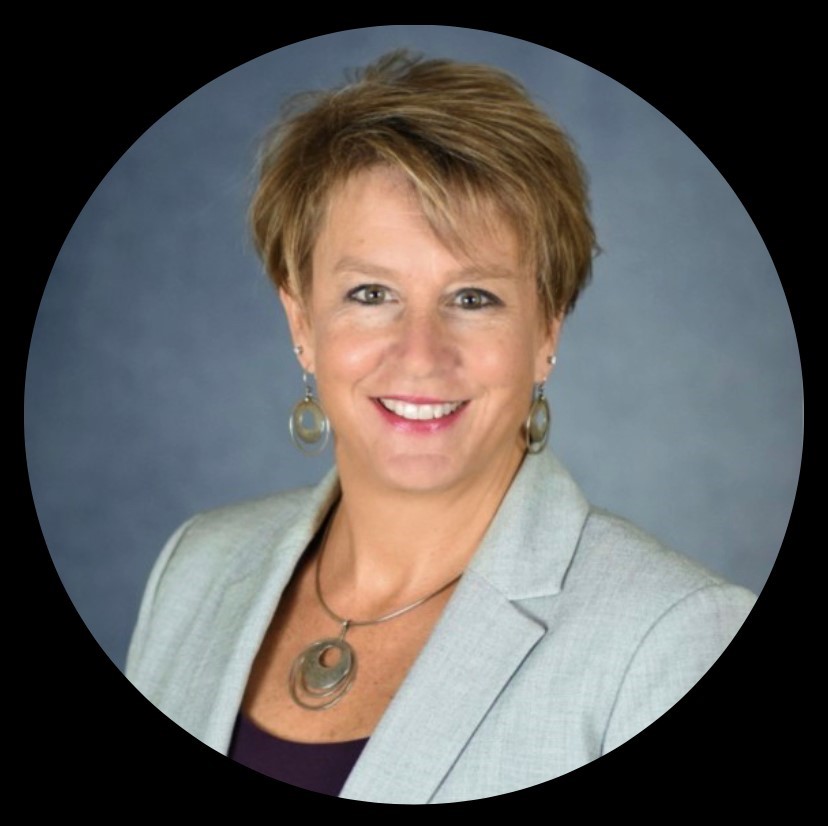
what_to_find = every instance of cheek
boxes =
[312,320,388,389]
[474,331,538,390]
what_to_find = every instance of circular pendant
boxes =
[288,637,356,710]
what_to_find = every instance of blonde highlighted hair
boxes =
[250,50,596,320]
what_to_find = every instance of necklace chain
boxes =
[288,512,464,711]
[314,515,463,628]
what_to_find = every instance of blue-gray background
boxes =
[25,26,802,672]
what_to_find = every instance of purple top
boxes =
[228,712,369,797]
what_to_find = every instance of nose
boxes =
[392,309,457,379]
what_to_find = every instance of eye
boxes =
[347,284,390,305]
[453,288,501,310]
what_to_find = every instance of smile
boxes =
[378,398,465,421]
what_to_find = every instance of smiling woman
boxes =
[124,50,758,802]
[283,166,557,498]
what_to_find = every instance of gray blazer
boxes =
[126,450,756,803]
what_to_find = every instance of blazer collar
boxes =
[466,449,590,599]
[235,447,588,598]
[252,447,587,603]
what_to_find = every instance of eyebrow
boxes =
[331,256,518,281]
[332,257,394,278]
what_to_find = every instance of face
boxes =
[281,167,561,496]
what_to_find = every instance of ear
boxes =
[534,313,564,384]
[279,287,315,372]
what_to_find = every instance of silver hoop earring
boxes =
[289,370,330,455]
[525,382,551,454]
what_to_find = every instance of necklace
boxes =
[288,517,463,711]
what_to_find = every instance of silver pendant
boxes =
[288,635,357,710]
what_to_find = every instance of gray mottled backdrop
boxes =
[25,27,802,672]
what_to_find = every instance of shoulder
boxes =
[150,486,315,582]
[176,486,315,549]
[432,498,757,794]
[579,506,752,597]
[557,505,756,644]
[550,506,756,751]
[125,482,329,681]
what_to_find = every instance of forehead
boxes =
[313,167,523,276]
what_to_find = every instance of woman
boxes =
[126,51,756,803]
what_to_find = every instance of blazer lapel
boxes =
[341,451,590,803]
[340,570,545,804]
[176,471,341,752]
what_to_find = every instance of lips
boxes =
[378,398,465,421]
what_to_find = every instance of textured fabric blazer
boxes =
[126,450,756,803]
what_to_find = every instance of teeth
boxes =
[379,399,463,420]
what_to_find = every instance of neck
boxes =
[319,445,526,614]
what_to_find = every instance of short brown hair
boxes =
[250,50,596,319]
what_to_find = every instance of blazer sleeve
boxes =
[602,582,756,752]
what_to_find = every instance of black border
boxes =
[22,22,806,810]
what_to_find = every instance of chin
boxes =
[375,452,463,494]
[375,445,525,497]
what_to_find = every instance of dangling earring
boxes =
[525,382,551,454]
[289,346,330,455]
[525,353,556,454]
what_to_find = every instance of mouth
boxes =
[377,398,467,421]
